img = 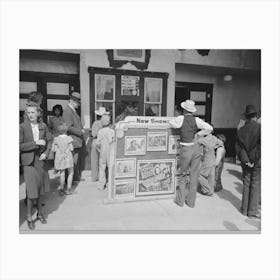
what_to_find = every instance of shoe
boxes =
[37,215,47,224]
[74,178,85,182]
[97,185,105,190]
[59,190,64,196]
[248,214,261,219]
[64,189,73,195]
[27,220,35,230]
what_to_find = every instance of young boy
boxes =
[96,114,115,190]
[197,132,224,196]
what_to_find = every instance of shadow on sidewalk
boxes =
[216,189,241,212]
[234,181,243,195]
[227,168,242,180]
[244,218,261,231]
[223,221,239,231]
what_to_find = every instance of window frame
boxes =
[88,67,168,125]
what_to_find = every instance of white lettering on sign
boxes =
[135,117,170,124]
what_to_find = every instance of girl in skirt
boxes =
[51,123,74,195]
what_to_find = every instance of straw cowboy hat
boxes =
[181,100,197,113]
[95,106,109,116]
[70,91,81,103]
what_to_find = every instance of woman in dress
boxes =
[20,102,52,230]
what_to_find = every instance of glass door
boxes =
[175,82,213,123]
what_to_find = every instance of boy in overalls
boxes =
[96,114,115,190]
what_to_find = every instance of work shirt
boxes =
[198,134,224,169]
[91,120,103,139]
[170,114,213,146]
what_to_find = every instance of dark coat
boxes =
[236,120,261,167]
[62,104,83,149]
[20,120,52,166]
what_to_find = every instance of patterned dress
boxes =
[52,135,74,170]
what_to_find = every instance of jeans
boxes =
[175,143,202,208]
[241,164,261,216]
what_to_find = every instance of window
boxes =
[94,74,115,120]
[144,78,162,116]
[89,67,168,125]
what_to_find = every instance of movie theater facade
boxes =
[19,49,261,159]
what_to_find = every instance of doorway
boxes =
[20,71,80,124]
[175,82,213,123]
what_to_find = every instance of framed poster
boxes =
[147,132,167,151]
[136,159,175,196]
[144,77,162,104]
[114,179,136,199]
[168,135,181,154]
[106,50,151,70]
[95,74,115,101]
[114,49,145,62]
[124,136,146,155]
[121,75,140,96]
[115,158,136,178]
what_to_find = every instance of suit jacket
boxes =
[20,120,52,166]
[62,104,83,149]
[236,120,261,166]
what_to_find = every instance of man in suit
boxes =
[236,105,261,219]
[63,92,85,182]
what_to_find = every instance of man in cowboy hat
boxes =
[236,104,261,219]
[91,107,109,182]
[63,91,85,182]
[170,99,213,208]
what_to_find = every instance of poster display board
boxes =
[107,116,181,202]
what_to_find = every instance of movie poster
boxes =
[136,159,175,196]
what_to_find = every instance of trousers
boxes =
[198,165,215,195]
[91,139,99,182]
[175,143,202,208]
[73,148,81,181]
[241,164,261,216]
[215,159,224,192]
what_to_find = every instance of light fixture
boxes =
[223,75,232,81]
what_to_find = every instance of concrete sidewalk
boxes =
[19,163,261,233]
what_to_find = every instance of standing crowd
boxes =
[20,91,261,230]
[170,100,261,220]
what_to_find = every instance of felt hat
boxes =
[181,100,197,113]
[95,106,109,116]
[70,91,81,103]
[244,105,257,117]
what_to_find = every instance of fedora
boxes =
[244,105,257,117]
[181,100,197,113]
[95,106,109,116]
[70,91,81,103]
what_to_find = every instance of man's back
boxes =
[237,120,261,164]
